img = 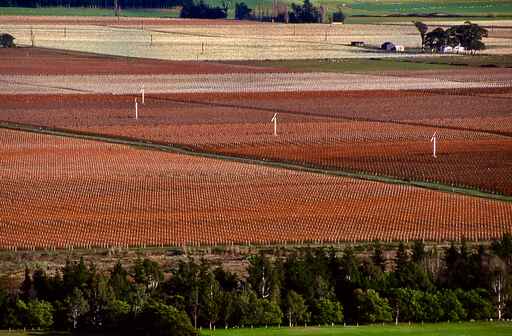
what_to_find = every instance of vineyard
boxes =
[1,128,511,250]
[1,86,511,195]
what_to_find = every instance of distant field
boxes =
[2,0,512,21]
[200,322,512,336]
[0,6,180,18]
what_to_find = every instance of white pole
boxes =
[135,98,138,120]
[430,132,437,158]
[271,113,277,136]
[141,85,145,105]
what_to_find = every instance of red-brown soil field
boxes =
[1,91,511,195]
[1,128,511,249]
[0,47,285,75]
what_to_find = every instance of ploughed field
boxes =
[1,128,511,249]
[2,88,512,195]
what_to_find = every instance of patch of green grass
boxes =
[201,322,512,336]
[408,55,512,68]
[225,58,458,73]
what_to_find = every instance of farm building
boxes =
[381,42,404,52]
[381,41,395,50]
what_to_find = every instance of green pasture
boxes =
[199,322,512,336]
[227,55,512,73]
[226,58,458,73]
[1,322,512,336]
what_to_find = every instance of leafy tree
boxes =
[412,241,426,263]
[0,33,15,48]
[62,257,90,296]
[421,291,444,322]
[220,291,240,328]
[354,289,392,323]
[288,0,322,23]
[138,300,198,336]
[313,298,344,325]
[134,258,164,292]
[258,299,283,326]
[446,21,488,52]
[181,0,228,19]
[248,254,276,300]
[32,268,51,301]
[332,9,345,23]
[439,289,465,321]
[456,288,493,320]
[201,271,221,330]
[20,267,34,301]
[65,288,89,329]
[425,27,448,51]
[84,271,115,329]
[413,21,428,50]
[492,233,512,266]
[26,300,54,329]
[235,2,253,20]
[109,261,131,300]
[214,267,239,292]
[372,241,386,271]
[286,290,309,326]
[103,299,130,331]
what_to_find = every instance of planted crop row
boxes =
[1,128,511,250]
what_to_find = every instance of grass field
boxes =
[227,58,458,72]
[1,322,511,336]
[227,55,512,72]
[198,322,512,336]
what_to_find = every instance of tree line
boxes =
[0,0,338,23]
[1,235,512,335]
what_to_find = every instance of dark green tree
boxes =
[138,300,198,336]
[413,21,428,50]
[235,2,253,20]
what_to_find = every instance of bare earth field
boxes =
[1,128,511,249]
[0,47,285,75]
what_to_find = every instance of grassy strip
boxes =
[224,58,458,73]
[1,121,511,203]
[199,322,512,336]
[1,321,511,335]
[224,56,512,73]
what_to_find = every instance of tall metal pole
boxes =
[430,132,437,158]
[271,113,277,136]
[135,98,138,119]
